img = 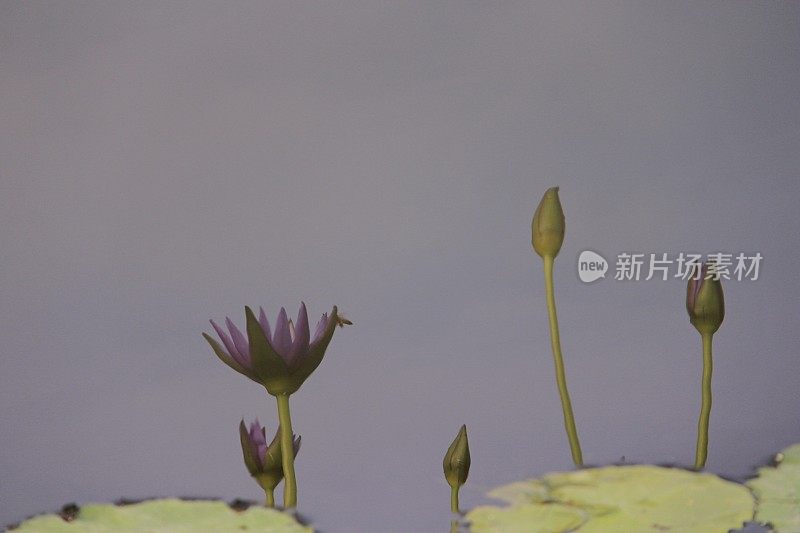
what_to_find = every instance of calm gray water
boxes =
[2,2,799,531]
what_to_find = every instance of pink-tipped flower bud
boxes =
[687,264,725,335]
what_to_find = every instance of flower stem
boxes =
[543,255,583,466]
[450,486,460,514]
[265,488,275,508]
[694,332,714,469]
[276,393,297,508]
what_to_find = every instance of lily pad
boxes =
[12,499,312,532]
[467,502,587,533]
[467,465,754,532]
[777,443,800,465]
[747,443,800,532]
[485,479,550,505]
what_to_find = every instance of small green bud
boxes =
[687,264,725,335]
[532,187,565,258]
[443,425,471,489]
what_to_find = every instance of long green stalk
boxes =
[276,393,297,508]
[451,486,460,514]
[265,489,275,508]
[694,333,713,469]
[543,255,583,466]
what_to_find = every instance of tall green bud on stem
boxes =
[687,263,725,469]
[443,425,470,514]
[532,187,583,467]
[532,187,566,258]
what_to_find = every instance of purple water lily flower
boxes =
[204,303,341,395]
[208,303,327,375]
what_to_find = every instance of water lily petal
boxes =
[210,320,237,360]
[245,306,291,392]
[312,313,329,345]
[255,442,268,470]
[292,302,311,358]
[239,420,260,476]
[272,307,293,361]
[258,307,272,341]
[249,420,267,446]
[225,317,251,368]
[293,306,338,389]
[203,332,255,381]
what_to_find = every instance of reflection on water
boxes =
[449,512,468,533]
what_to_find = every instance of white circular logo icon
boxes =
[577,251,608,283]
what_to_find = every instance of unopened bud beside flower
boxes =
[686,264,725,335]
[239,419,300,506]
[444,425,470,513]
[532,187,565,258]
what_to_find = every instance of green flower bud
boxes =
[532,187,565,258]
[443,425,471,489]
[687,264,725,335]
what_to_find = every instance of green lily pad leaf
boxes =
[13,499,312,532]
[467,502,587,533]
[485,479,550,505]
[747,443,800,531]
[752,501,799,532]
[468,465,754,532]
[775,443,800,466]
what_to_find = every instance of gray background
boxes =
[1,2,798,531]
